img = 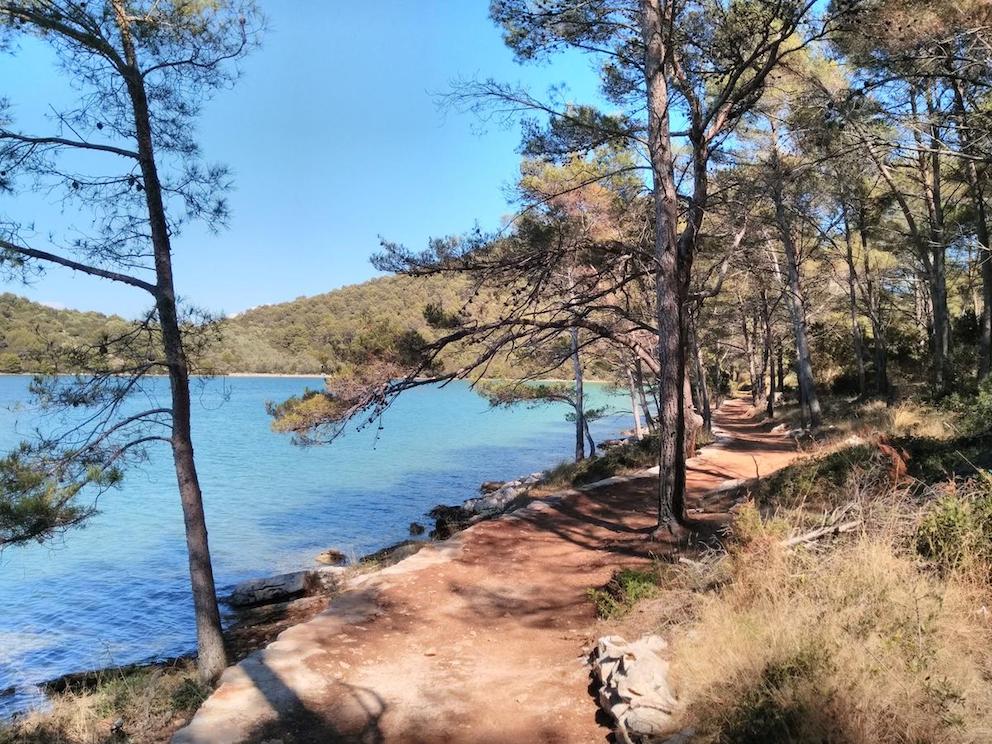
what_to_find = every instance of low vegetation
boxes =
[587,567,664,620]
[595,399,992,743]
[0,661,206,744]
[543,428,717,489]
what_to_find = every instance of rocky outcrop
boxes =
[358,539,427,567]
[461,472,544,516]
[591,635,680,744]
[226,567,344,608]
[315,549,346,565]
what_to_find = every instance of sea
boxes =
[0,375,630,715]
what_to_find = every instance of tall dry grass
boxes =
[0,661,206,744]
[657,436,992,744]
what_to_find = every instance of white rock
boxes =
[591,635,679,743]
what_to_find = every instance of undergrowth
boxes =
[587,567,663,619]
[620,398,992,743]
[665,500,992,743]
[0,661,207,744]
[545,428,715,489]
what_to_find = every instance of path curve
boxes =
[174,399,797,744]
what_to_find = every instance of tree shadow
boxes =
[240,655,386,744]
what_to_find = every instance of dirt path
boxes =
[174,399,798,744]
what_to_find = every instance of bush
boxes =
[716,647,832,744]
[916,478,992,578]
[587,567,661,619]
[752,444,888,512]
[544,435,659,487]
[0,661,203,744]
[668,532,992,744]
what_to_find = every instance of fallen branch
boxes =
[780,520,860,548]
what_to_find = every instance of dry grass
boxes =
[648,428,992,744]
[0,661,207,744]
[852,400,956,440]
[665,518,992,743]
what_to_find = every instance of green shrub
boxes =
[753,444,884,511]
[916,479,992,577]
[717,648,832,744]
[587,567,660,619]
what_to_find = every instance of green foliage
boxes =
[0,278,558,379]
[0,660,206,744]
[753,444,886,511]
[545,434,659,487]
[587,567,661,619]
[479,380,572,407]
[716,648,832,744]
[898,434,992,483]
[916,478,992,577]
[0,442,123,546]
[0,294,134,374]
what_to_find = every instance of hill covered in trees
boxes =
[0,275,519,377]
[204,274,477,375]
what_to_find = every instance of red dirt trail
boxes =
[173,399,798,744]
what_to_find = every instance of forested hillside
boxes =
[0,294,134,373]
[204,274,476,374]
[0,276,512,376]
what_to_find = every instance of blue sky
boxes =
[2,1,602,317]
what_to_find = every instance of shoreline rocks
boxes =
[226,567,344,608]
[315,548,347,566]
[460,472,544,516]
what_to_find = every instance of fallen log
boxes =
[780,520,860,548]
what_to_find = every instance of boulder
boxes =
[409,521,425,536]
[227,569,335,608]
[591,635,679,744]
[359,539,426,567]
[479,480,504,493]
[428,504,474,539]
[315,548,347,566]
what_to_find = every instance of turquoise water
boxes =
[0,375,629,714]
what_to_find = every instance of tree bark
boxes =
[635,359,655,430]
[948,72,992,380]
[842,206,866,397]
[759,289,774,418]
[113,2,227,683]
[911,86,951,393]
[776,344,785,395]
[626,365,645,439]
[690,323,711,432]
[738,293,758,405]
[857,213,890,399]
[769,175,821,426]
[642,0,685,529]
[570,327,586,462]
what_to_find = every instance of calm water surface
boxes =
[0,375,629,714]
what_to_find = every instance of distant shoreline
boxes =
[0,372,615,384]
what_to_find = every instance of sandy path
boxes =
[174,399,797,744]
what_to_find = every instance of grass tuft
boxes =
[587,567,662,619]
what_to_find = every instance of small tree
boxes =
[0,0,262,683]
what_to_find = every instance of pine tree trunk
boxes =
[759,291,774,418]
[842,208,866,397]
[772,190,821,426]
[570,327,586,462]
[948,74,992,380]
[690,325,711,432]
[642,0,685,529]
[777,345,785,394]
[635,359,655,431]
[858,217,890,399]
[114,2,227,683]
[738,294,758,405]
[626,365,645,439]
